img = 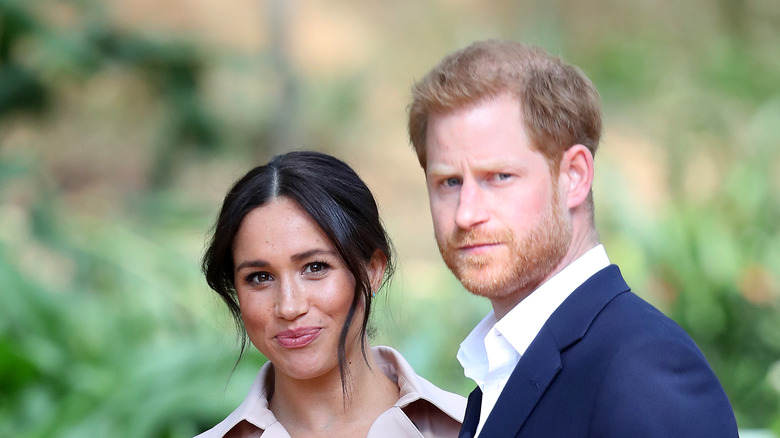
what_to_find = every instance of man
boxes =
[407,40,738,437]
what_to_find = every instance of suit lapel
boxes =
[477,326,562,437]
[458,388,483,438]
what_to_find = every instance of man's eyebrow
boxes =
[427,160,524,176]
[427,164,455,175]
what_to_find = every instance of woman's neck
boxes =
[268,346,400,438]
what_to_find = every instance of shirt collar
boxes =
[373,345,465,422]
[457,244,610,386]
[201,346,465,436]
[200,360,278,436]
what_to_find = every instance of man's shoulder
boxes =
[582,285,709,365]
[599,287,684,333]
[561,264,697,348]
[567,264,673,327]
[545,264,706,363]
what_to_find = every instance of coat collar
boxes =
[547,265,631,351]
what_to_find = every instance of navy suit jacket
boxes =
[459,265,738,437]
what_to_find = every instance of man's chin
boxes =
[454,268,516,299]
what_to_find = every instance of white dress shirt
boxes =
[456,245,610,437]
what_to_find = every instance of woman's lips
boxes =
[275,327,322,349]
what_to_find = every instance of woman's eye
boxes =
[304,262,330,274]
[246,272,272,285]
[495,173,512,181]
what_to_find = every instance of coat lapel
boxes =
[458,388,483,438]
[477,326,562,437]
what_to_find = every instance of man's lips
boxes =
[275,327,322,349]
[458,242,501,253]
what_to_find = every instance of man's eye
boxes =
[495,173,512,180]
[443,177,461,187]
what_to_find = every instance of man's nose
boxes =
[454,179,489,230]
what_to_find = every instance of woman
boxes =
[196,151,465,437]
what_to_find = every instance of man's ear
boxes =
[367,250,388,295]
[559,144,594,209]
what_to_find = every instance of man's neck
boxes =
[491,236,599,320]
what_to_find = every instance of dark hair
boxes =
[202,151,394,396]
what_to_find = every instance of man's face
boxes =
[425,94,572,309]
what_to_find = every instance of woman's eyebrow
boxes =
[234,249,338,272]
[290,248,337,262]
[235,259,268,271]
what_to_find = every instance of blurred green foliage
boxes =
[0,161,266,437]
[1,0,779,436]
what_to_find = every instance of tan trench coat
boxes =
[195,346,466,438]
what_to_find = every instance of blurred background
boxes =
[1,0,779,436]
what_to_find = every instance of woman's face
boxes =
[232,197,382,382]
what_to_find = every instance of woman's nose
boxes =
[274,279,309,320]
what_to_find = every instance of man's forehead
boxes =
[426,156,528,175]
